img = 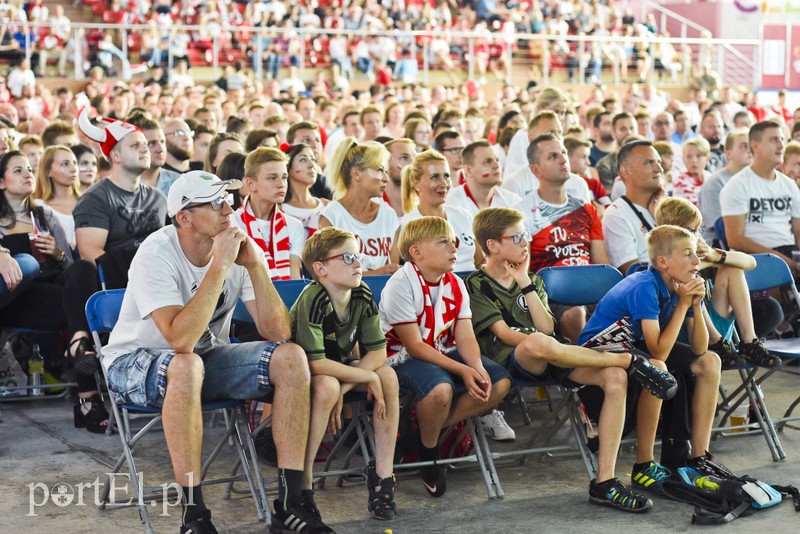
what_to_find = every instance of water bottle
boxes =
[29,344,44,397]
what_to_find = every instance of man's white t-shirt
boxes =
[401,204,477,273]
[602,196,656,269]
[719,166,800,249]
[446,184,521,218]
[103,226,255,365]
[503,128,530,182]
[502,166,591,202]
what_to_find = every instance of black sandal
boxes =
[74,394,114,434]
[738,339,782,368]
[365,462,397,520]
[67,336,99,376]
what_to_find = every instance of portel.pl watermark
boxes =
[27,472,194,517]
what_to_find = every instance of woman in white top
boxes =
[318,137,400,275]
[281,143,328,236]
[400,150,482,273]
[34,145,79,248]
[380,102,406,139]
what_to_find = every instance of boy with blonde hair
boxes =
[467,207,677,513]
[233,147,306,280]
[379,216,512,497]
[655,197,778,366]
[673,137,711,206]
[291,226,400,522]
[581,226,732,478]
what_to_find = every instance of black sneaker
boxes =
[738,339,781,368]
[180,509,219,534]
[254,427,278,466]
[589,478,653,513]
[270,497,335,533]
[686,451,737,479]
[420,462,447,497]
[300,489,321,522]
[627,353,678,400]
[709,339,742,367]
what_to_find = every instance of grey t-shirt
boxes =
[73,178,167,252]
[698,167,734,243]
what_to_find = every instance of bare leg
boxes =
[270,343,311,471]
[373,366,400,480]
[558,306,587,344]
[635,358,668,463]
[712,266,757,342]
[568,367,627,482]
[162,352,204,486]
[688,351,721,455]
[443,377,511,427]
[303,375,340,489]
[416,383,453,448]
[516,332,632,371]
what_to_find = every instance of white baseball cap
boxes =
[167,170,242,217]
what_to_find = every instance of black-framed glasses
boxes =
[496,232,531,244]
[186,193,233,211]
[321,252,366,265]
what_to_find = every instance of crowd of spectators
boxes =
[0,0,708,87]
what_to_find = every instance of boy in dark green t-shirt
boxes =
[290,227,399,521]
[467,207,677,514]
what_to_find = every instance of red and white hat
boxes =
[77,107,141,161]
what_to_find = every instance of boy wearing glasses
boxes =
[103,171,324,533]
[467,207,677,513]
[290,227,400,521]
[379,216,512,497]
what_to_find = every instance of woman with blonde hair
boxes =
[34,145,80,247]
[318,137,400,275]
[401,150,481,272]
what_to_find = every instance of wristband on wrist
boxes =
[714,248,727,264]
[520,282,537,295]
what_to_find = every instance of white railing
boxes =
[9,21,762,88]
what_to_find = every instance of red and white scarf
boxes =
[385,262,463,366]
[237,196,292,281]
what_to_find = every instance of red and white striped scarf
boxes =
[237,196,292,281]
[385,262,463,366]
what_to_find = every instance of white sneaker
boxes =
[480,410,516,441]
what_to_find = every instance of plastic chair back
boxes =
[363,274,392,305]
[744,254,794,292]
[537,265,624,306]
[714,217,728,250]
[625,261,649,277]
[85,289,126,335]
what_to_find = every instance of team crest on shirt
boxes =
[517,294,528,312]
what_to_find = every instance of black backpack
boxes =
[661,466,800,525]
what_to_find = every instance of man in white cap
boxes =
[102,171,331,534]
[73,107,167,288]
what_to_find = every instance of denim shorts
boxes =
[393,350,510,401]
[105,341,286,407]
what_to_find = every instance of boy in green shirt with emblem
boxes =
[466,207,677,513]
[290,226,400,522]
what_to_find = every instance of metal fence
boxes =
[12,21,762,88]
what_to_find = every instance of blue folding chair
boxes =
[85,290,269,532]
[714,217,728,250]
[625,261,649,277]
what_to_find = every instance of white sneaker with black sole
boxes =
[480,410,516,441]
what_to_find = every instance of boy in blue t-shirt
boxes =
[581,225,728,489]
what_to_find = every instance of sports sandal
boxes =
[738,339,781,368]
[708,339,742,367]
[365,462,397,520]
[627,353,678,400]
[589,478,653,513]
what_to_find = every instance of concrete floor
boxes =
[2,369,800,534]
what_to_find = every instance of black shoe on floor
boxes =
[270,497,336,533]
[180,509,218,534]
[420,461,447,497]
